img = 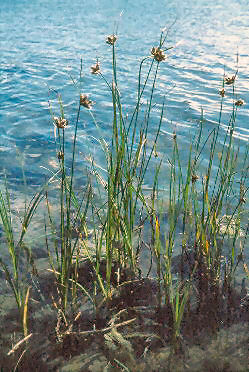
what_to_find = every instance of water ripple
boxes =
[0,0,248,191]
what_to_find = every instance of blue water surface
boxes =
[0,0,249,199]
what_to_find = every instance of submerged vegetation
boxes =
[0,28,248,371]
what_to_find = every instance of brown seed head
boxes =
[106,35,117,46]
[151,47,166,62]
[53,117,68,129]
[91,61,100,75]
[80,94,93,109]
[219,88,225,97]
[192,174,199,183]
[235,99,244,107]
[224,75,236,85]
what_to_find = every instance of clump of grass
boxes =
[45,63,93,311]
[44,27,177,309]
[0,178,43,336]
[152,67,249,351]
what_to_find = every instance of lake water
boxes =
[0,0,248,251]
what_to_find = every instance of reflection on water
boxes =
[0,1,248,257]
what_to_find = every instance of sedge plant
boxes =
[0,180,43,336]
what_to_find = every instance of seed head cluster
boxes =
[224,75,236,85]
[235,99,245,107]
[53,117,68,129]
[91,61,100,75]
[151,47,166,62]
[219,88,225,97]
[80,94,93,109]
[106,35,117,46]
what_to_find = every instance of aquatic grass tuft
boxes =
[0,179,43,336]
[44,27,248,338]
[46,62,94,310]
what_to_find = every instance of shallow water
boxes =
[0,1,248,260]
